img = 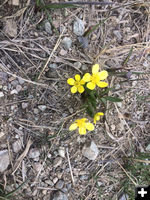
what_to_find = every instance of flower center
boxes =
[91,74,100,84]
[74,81,80,87]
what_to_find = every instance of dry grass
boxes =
[0,0,150,200]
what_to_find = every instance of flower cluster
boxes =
[67,64,108,135]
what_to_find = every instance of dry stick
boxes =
[38,29,65,79]
[66,147,75,186]
[113,155,137,186]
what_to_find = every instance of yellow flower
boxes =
[67,74,85,93]
[82,64,108,90]
[69,118,94,135]
[94,112,104,124]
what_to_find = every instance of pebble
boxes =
[3,86,7,91]
[49,63,57,69]
[53,177,58,184]
[73,19,85,36]
[119,193,129,200]
[78,36,89,48]
[74,62,82,69]
[146,144,150,151]
[0,91,4,97]
[69,108,73,114]
[52,191,68,200]
[44,21,52,35]
[53,157,62,168]
[34,108,39,114]
[82,141,99,161]
[0,150,10,173]
[62,37,72,49]
[0,131,5,139]
[111,124,116,131]
[55,180,64,189]
[22,102,28,109]
[3,18,17,38]
[81,64,88,71]
[16,85,22,92]
[11,80,19,87]
[45,179,54,186]
[58,147,65,158]
[10,89,18,95]
[28,148,40,159]
[12,140,22,153]
[59,49,67,56]
[113,30,122,41]
[18,78,25,85]
[33,162,43,172]
[38,105,46,111]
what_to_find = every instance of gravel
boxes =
[52,191,68,200]
[73,19,85,36]
[12,140,22,153]
[0,91,4,97]
[0,150,10,172]
[62,37,72,50]
[55,180,64,189]
[82,141,99,160]
[44,21,52,35]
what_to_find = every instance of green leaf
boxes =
[103,96,123,102]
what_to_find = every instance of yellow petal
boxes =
[98,70,108,80]
[69,123,78,131]
[97,81,108,88]
[78,86,84,93]
[92,64,99,74]
[87,82,96,90]
[85,123,94,131]
[97,112,104,116]
[67,78,75,85]
[75,74,81,81]
[82,73,91,82]
[80,79,85,85]
[71,86,77,93]
[79,127,86,135]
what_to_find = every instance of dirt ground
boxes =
[0,0,150,200]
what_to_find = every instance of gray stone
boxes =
[62,37,72,49]
[45,21,52,35]
[81,64,88,71]
[0,150,10,172]
[33,162,43,172]
[119,193,129,200]
[113,30,122,41]
[11,80,19,87]
[73,19,85,36]
[22,102,28,109]
[49,63,58,69]
[34,108,39,114]
[45,179,54,186]
[16,85,22,92]
[53,157,62,168]
[28,148,40,159]
[53,177,58,184]
[0,92,4,98]
[12,140,22,153]
[10,89,18,95]
[58,147,65,158]
[18,78,25,85]
[52,191,68,200]
[82,141,99,160]
[38,105,46,111]
[146,144,150,151]
[55,180,64,189]
[74,62,82,69]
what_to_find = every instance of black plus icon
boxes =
[135,186,150,200]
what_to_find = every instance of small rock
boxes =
[44,21,52,35]
[18,78,25,84]
[143,60,149,68]
[0,150,10,173]
[16,85,22,92]
[146,144,150,151]
[38,105,46,111]
[33,162,43,172]
[12,140,22,153]
[0,132,5,139]
[3,86,7,91]
[62,37,72,50]
[82,141,99,161]
[73,19,85,36]
[74,62,82,69]
[81,64,88,71]
[22,102,28,109]
[78,36,89,48]
[52,191,68,200]
[111,124,116,131]
[113,30,122,41]
[53,157,62,168]
[59,49,67,56]
[58,147,65,158]
[28,148,40,159]
[79,175,89,180]
[11,80,19,87]
[11,0,19,6]
[49,63,58,69]
[4,19,17,38]
[45,180,54,186]
[69,108,73,114]
[53,177,58,184]
[10,89,18,95]
[34,108,39,114]
[132,81,137,87]
[0,92,4,97]
[119,193,129,200]
[55,180,64,189]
